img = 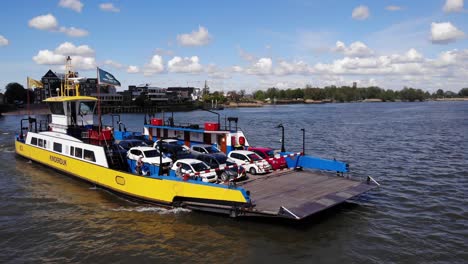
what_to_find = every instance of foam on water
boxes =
[111,206,191,214]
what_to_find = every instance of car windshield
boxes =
[247,153,262,161]
[192,162,210,171]
[176,147,190,154]
[206,146,220,153]
[266,150,275,158]
[144,150,160,158]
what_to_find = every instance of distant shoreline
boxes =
[2,98,467,116]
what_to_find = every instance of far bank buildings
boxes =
[34,69,201,106]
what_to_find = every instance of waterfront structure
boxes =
[127,84,201,103]
[35,70,121,105]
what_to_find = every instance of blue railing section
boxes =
[281,152,349,173]
[114,130,143,141]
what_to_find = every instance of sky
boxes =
[0,0,467,93]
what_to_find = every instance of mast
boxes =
[65,56,72,96]
[96,67,102,133]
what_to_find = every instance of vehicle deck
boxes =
[238,170,376,219]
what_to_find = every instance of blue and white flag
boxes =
[97,67,121,86]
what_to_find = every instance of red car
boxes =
[247,147,287,171]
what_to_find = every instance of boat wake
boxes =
[0,145,15,153]
[111,206,191,214]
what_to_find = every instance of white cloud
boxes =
[59,26,89,37]
[433,50,458,67]
[274,60,311,76]
[28,14,58,30]
[33,50,66,65]
[99,3,120,13]
[32,42,96,70]
[127,65,140,73]
[0,35,9,46]
[431,22,465,44]
[386,5,403,11]
[246,58,272,75]
[231,66,244,73]
[55,42,94,56]
[28,14,88,37]
[443,0,464,12]
[104,59,123,69]
[168,56,203,73]
[238,48,468,92]
[143,55,164,75]
[71,56,96,70]
[59,0,83,13]
[333,41,374,57]
[390,48,424,63]
[177,26,212,46]
[352,5,370,20]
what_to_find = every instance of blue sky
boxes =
[0,0,467,93]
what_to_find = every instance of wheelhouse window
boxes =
[53,142,62,153]
[48,102,65,115]
[31,137,38,145]
[75,147,83,158]
[79,101,96,115]
[38,138,43,147]
[70,146,75,156]
[83,150,96,162]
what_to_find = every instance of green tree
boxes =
[253,90,266,100]
[4,82,26,104]
[400,87,425,102]
[265,87,279,99]
[458,88,468,97]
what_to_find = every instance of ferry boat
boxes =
[14,58,378,220]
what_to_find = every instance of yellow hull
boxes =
[15,140,248,205]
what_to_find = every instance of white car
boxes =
[190,144,225,156]
[153,139,190,151]
[153,138,179,147]
[127,146,173,171]
[227,150,272,175]
[171,159,218,183]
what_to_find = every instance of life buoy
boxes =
[239,136,246,145]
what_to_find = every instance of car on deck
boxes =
[220,159,247,182]
[154,141,193,161]
[190,144,226,157]
[195,154,246,182]
[248,147,287,170]
[127,146,173,172]
[227,150,271,175]
[171,159,218,183]
[118,139,148,151]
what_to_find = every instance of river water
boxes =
[0,102,467,263]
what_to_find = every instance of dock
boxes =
[237,170,376,219]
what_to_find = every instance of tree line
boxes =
[4,82,468,105]
[252,86,468,102]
